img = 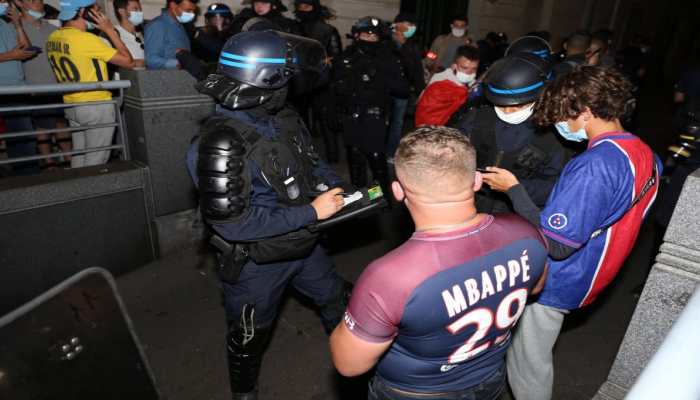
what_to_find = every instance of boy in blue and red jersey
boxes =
[482,66,661,400]
[330,126,548,400]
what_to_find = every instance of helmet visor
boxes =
[276,31,327,74]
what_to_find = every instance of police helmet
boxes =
[483,53,552,106]
[205,3,233,18]
[245,0,288,13]
[217,30,326,89]
[505,35,552,59]
[352,16,385,36]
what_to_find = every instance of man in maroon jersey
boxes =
[330,126,548,400]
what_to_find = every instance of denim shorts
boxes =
[367,365,506,400]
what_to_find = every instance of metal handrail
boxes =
[0,80,131,95]
[0,81,132,168]
[0,122,118,140]
[0,100,116,113]
[0,144,125,165]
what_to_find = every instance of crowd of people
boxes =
[1,1,667,399]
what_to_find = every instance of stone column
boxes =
[122,69,213,217]
[594,169,700,399]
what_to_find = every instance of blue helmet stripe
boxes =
[220,51,286,64]
[533,49,550,57]
[488,81,544,95]
[219,58,256,69]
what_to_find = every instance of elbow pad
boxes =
[197,122,251,223]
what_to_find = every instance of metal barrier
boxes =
[0,80,132,167]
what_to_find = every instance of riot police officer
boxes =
[331,16,409,193]
[231,0,299,35]
[455,53,565,213]
[505,35,553,61]
[293,0,342,162]
[193,3,234,64]
[187,30,350,400]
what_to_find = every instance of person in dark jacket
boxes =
[293,0,342,162]
[231,0,299,35]
[192,3,233,64]
[331,16,410,194]
[455,53,565,213]
[386,12,425,159]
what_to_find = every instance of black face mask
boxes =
[295,10,318,22]
[357,40,381,53]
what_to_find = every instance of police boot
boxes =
[319,280,354,334]
[347,146,368,188]
[226,304,272,400]
[367,152,390,202]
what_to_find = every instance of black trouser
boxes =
[347,146,389,196]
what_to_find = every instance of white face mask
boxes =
[455,70,475,85]
[494,104,535,125]
[451,27,466,37]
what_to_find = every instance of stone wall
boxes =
[594,169,700,400]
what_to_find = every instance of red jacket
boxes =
[415,71,469,126]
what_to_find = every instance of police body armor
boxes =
[197,108,323,279]
[467,106,556,213]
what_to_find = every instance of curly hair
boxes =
[533,66,634,126]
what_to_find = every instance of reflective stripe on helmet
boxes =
[219,59,256,69]
[220,51,287,64]
[532,49,550,58]
[487,81,544,95]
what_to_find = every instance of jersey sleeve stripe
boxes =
[542,229,583,249]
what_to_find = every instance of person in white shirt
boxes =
[112,0,144,68]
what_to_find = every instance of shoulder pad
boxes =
[197,119,252,223]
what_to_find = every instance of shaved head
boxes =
[395,126,476,201]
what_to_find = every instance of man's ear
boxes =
[391,181,405,203]
[582,107,594,121]
[473,171,483,192]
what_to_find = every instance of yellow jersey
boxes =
[46,27,117,103]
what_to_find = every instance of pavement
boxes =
[116,200,661,400]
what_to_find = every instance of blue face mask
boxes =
[85,20,95,30]
[176,11,195,24]
[28,9,45,19]
[0,3,8,16]
[128,10,143,25]
[555,121,588,142]
[404,25,416,38]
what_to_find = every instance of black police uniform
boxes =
[187,31,349,400]
[231,1,300,35]
[293,0,343,162]
[331,17,409,192]
[455,53,565,213]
